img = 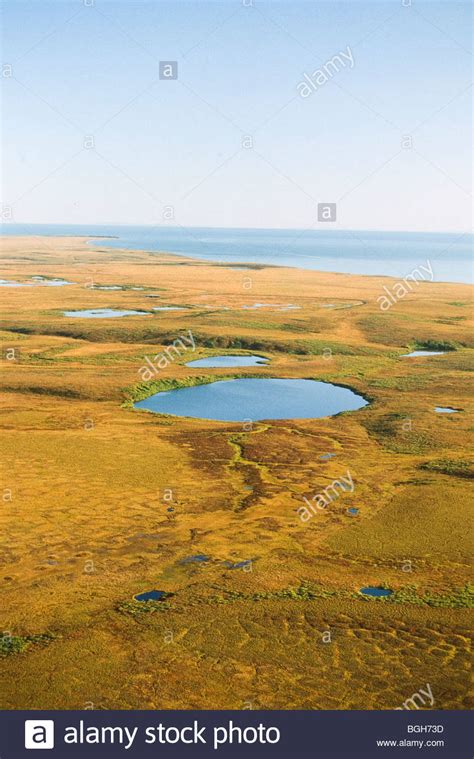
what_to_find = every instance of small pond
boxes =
[242,302,299,310]
[435,407,460,414]
[186,354,269,368]
[64,309,150,318]
[242,302,273,309]
[152,306,188,311]
[92,285,123,290]
[134,378,369,422]
[134,590,167,602]
[401,350,446,357]
[179,555,210,564]
[347,507,359,515]
[0,279,33,287]
[224,559,253,569]
[360,587,393,597]
[1,278,73,287]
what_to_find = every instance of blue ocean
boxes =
[1,224,472,284]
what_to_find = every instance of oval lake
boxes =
[134,378,368,421]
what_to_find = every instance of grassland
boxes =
[0,235,472,710]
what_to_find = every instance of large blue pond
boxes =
[134,378,368,422]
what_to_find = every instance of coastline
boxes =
[1,233,473,287]
[1,225,472,283]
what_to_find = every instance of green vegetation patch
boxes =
[368,376,428,391]
[299,339,380,356]
[211,583,347,605]
[363,412,437,453]
[412,339,459,352]
[0,632,57,658]
[358,314,468,349]
[195,335,375,356]
[435,317,466,324]
[389,585,474,609]
[210,583,474,609]
[0,330,29,342]
[420,458,473,479]
[2,385,86,399]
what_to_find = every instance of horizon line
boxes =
[1,222,473,237]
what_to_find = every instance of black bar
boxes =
[1,710,471,758]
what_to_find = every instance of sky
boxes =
[1,0,472,232]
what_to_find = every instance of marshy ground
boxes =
[0,235,472,709]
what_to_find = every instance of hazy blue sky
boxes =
[2,0,472,232]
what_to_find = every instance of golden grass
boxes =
[0,235,472,710]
